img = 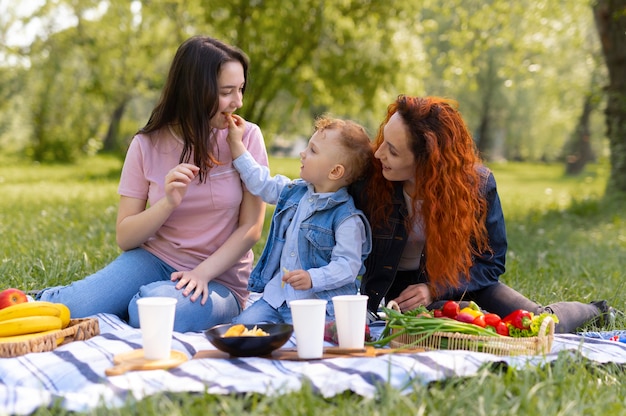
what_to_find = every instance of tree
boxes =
[415,0,601,162]
[201,0,411,136]
[564,92,597,175]
[593,0,626,193]
[0,0,609,164]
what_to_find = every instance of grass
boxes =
[2,155,626,415]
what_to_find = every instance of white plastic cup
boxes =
[289,299,328,359]
[332,295,369,349]
[137,297,177,360]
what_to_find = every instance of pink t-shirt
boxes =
[117,122,268,307]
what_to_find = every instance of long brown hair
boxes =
[366,95,489,291]
[139,36,249,182]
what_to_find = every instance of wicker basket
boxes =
[0,317,100,358]
[387,302,554,356]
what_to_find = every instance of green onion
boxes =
[368,305,501,349]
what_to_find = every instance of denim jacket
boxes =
[351,167,507,313]
[249,181,372,315]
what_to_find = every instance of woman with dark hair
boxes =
[352,95,612,333]
[36,36,268,332]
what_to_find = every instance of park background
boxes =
[1,1,626,414]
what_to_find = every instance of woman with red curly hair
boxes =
[352,95,612,333]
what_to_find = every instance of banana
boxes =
[0,328,64,345]
[0,315,63,337]
[54,303,71,328]
[0,301,71,328]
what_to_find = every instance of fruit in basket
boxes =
[456,306,482,323]
[441,300,460,319]
[506,311,558,338]
[0,288,28,310]
[482,313,502,328]
[0,301,71,328]
[0,328,65,345]
[503,309,533,330]
[0,315,63,337]
[471,315,486,327]
[495,321,509,336]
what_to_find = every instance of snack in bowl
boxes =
[223,324,269,337]
[205,323,293,357]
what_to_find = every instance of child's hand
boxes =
[226,113,247,159]
[282,269,312,290]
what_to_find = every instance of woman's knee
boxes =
[128,281,240,332]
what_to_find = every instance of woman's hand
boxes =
[393,283,432,312]
[171,269,210,305]
[164,163,199,208]
[116,163,199,251]
[226,114,247,159]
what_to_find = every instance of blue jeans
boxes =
[232,298,294,325]
[38,248,241,332]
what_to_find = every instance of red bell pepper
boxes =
[503,309,533,330]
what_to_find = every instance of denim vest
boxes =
[249,181,372,315]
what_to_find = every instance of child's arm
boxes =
[226,114,292,204]
[226,114,247,159]
[286,216,368,292]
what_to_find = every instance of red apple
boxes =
[0,288,28,309]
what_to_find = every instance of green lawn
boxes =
[1,155,626,415]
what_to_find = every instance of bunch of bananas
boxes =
[0,301,71,344]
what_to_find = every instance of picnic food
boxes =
[0,315,63,337]
[431,301,556,337]
[372,303,558,349]
[0,301,70,327]
[503,309,533,330]
[0,301,71,338]
[223,324,270,337]
[0,288,28,310]
[373,305,501,348]
[0,328,65,345]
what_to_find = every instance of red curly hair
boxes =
[365,95,490,292]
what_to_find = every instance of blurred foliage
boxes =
[0,0,611,165]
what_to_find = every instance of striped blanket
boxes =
[2,313,626,415]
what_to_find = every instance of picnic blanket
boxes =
[2,313,626,415]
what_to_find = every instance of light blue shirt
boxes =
[233,151,366,308]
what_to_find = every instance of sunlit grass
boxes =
[2,155,626,415]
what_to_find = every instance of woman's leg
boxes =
[127,280,241,333]
[467,283,602,333]
[38,248,172,321]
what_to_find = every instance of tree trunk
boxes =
[593,0,626,193]
[102,99,128,152]
[565,94,596,175]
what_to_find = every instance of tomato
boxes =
[442,301,460,319]
[483,313,502,327]
[495,321,509,336]
[472,315,486,328]
[433,309,444,318]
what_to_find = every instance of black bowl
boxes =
[204,323,294,357]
